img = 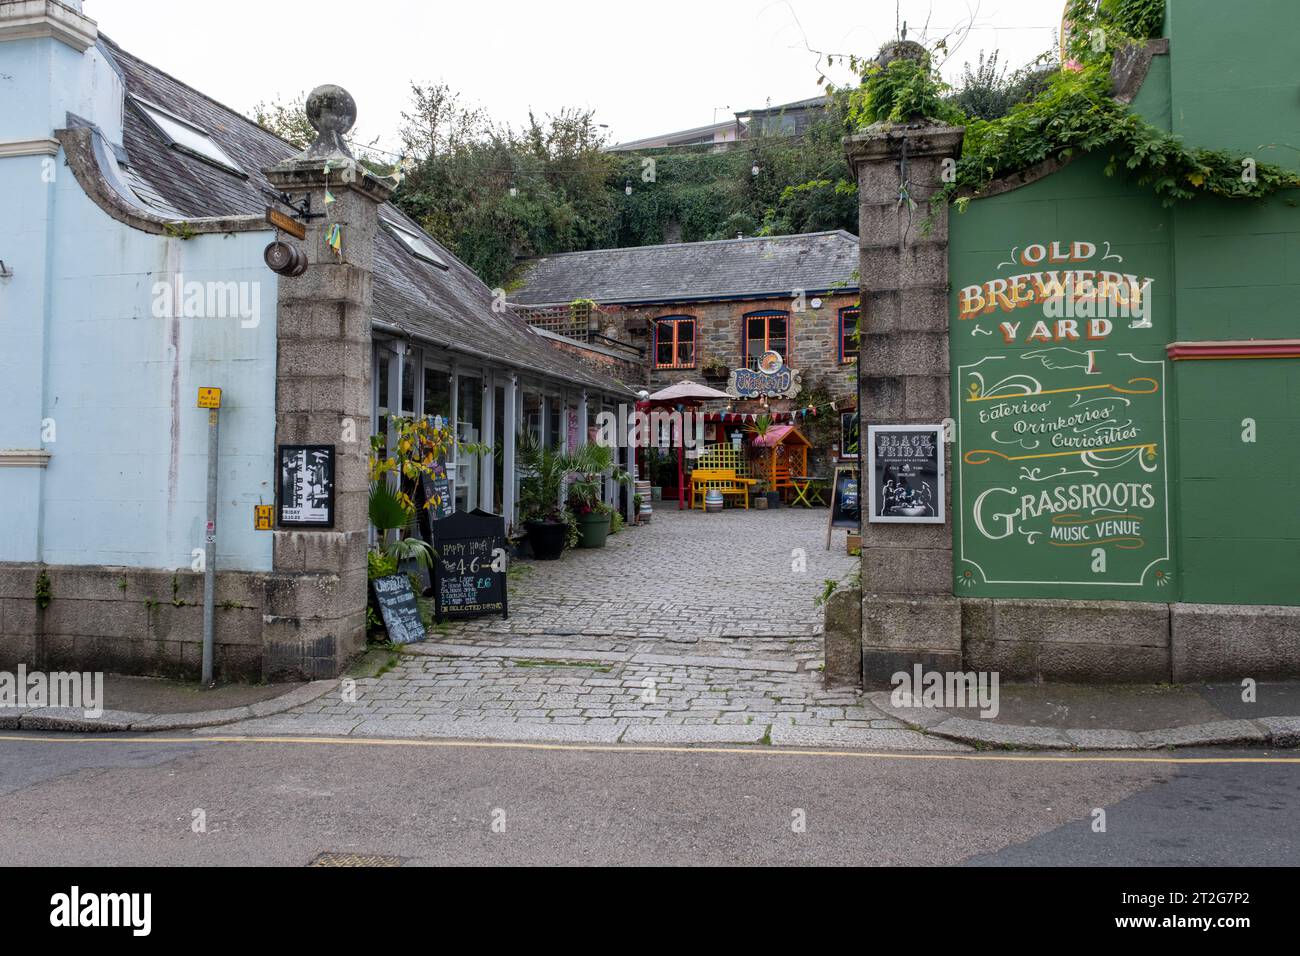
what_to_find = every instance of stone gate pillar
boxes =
[261,86,393,680]
[844,118,965,685]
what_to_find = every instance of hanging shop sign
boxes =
[867,425,944,523]
[276,444,335,527]
[950,237,1171,598]
[727,350,802,400]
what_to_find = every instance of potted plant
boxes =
[516,433,576,560]
[701,356,730,382]
[565,442,630,549]
[752,479,769,510]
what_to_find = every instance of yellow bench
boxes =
[690,468,757,510]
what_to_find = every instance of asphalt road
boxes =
[0,732,1296,866]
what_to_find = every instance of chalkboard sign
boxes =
[430,510,508,623]
[825,463,861,548]
[419,461,454,520]
[829,465,861,528]
[370,574,427,645]
[414,459,454,583]
[867,425,944,524]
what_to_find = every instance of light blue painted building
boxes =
[0,0,632,680]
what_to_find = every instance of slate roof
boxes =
[95,36,631,396]
[508,231,860,307]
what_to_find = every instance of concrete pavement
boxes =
[0,732,1295,866]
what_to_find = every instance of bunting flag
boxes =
[703,396,853,427]
[324,223,343,258]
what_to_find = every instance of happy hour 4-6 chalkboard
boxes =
[867,425,945,524]
[430,510,508,623]
[370,574,427,645]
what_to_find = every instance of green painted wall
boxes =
[1167,0,1300,175]
[950,4,1300,606]
[950,155,1178,601]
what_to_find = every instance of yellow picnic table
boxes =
[789,476,827,508]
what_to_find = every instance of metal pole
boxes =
[201,406,219,686]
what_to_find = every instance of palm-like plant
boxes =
[516,432,573,523]
[369,481,436,570]
[517,434,630,520]
[565,442,630,515]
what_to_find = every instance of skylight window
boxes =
[383,219,449,269]
[133,98,244,176]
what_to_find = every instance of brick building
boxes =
[509,232,861,418]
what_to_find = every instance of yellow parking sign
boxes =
[198,387,222,409]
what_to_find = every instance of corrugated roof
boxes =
[508,231,860,306]
[97,36,630,396]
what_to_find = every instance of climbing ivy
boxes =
[849,57,965,128]
[938,0,1300,209]
[833,0,1298,218]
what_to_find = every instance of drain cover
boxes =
[309,851,406,867]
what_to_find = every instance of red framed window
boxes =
[743,311,789,369]
[654,316,696,369]
[839,307,860,363]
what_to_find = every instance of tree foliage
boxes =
[252,93,315,149]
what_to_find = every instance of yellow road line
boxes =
[1,733,1297,766]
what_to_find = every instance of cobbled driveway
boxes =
[214,506,962,750]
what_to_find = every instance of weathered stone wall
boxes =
[0,564,267,681]
[846,122,965,684]
[605,294,860,398]
[261,136,394,681]
[542,333,646,387]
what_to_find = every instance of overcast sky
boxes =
[89,0,1062,151]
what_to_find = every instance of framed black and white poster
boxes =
[866,425,944,524]
[277,444,335,527]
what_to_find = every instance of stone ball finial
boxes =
[302,85,357,159]
[874,39,929,71]
[306,85,357,137]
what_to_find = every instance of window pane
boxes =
[401,354,416,415]
[494,385,506,513]
[841,310,859,360]
[139,101,242,172]
[677,320,694,366]
[657,339,675,367]
[548,397,562,450]
[523,391,543,446]
[456,376,483,513]
[424,367,452,421]
[769,315,787,355]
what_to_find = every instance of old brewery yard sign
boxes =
[728,350,802,399]
[951,239,1171,599]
